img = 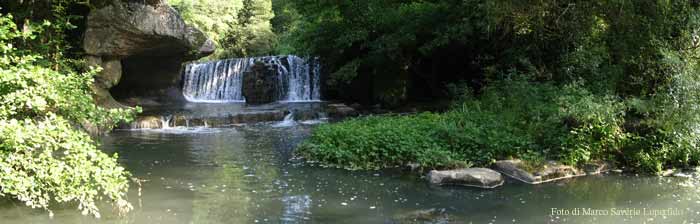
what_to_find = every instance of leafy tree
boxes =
[293,1,700,173]
[287,1,700,104]
[170,0,277,58]
[220,0,276,57]
[170,0,242,56]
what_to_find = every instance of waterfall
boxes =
[182,55,320,103]
[273,111,296,127]
[160,115,172,129]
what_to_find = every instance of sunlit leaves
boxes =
[0,13,137,217]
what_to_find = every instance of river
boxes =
[1,120,699,223]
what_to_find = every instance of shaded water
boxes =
[1,124,700,223]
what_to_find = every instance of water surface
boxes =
[1,124,699,223]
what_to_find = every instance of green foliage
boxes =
[556,83,626,165]
[300,78,562,169]
[170,0,242,45]
[0,117,131,218]
[220,0,276,57]
[0,13,138,217]
[290,0,700,174]
[170,0,277,58]
[297,113,467,170]
[1,0,88,70]
[288,1,700,103]
[299,76,700,173]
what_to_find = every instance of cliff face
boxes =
[83,0,215,107]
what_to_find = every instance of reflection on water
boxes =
[1,124,700,224]
[281,195,312,223]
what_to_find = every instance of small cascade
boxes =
[182,55,321,103]
[300,112,329,125]
[160,115,173,129]
[273,111,296,127]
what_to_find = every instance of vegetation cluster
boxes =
[0,1,138,217]
[294,1,700,173]
[2,0,700,217]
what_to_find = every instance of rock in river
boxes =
[427,168,504,189]
[492,159,611,184]
[242,61,279,105]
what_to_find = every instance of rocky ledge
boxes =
[492,159,612,184]
[84,0,214,108]
[120,103,360,129]
[123,110,288,129]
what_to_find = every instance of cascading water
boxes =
[182,55,320,103]
[160,115,173,129]
[273,111,296,127]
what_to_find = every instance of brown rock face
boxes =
[84,0,214,107]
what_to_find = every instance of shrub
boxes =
[556,83,626,165]
[299,76,700,173]
[299,78,568,170]
[297,113,466,170]
[0,13,138,217]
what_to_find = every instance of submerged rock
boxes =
[228,111,286,124]
[392,208,452,224]
[427,168,504,189]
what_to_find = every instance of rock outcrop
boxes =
[242,61,278,105]
[84,0,214,107]
[427,168,504,189]
[492,160,612,184]
[326,103,359,119]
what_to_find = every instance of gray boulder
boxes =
[492,160,602,184]
[83,1,213,58]
[427,168,504,189]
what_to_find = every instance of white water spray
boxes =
[182,55,320,102]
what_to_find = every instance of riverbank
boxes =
[4,124,700,224]
[297,79,700,175]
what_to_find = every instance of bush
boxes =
[299,76,700,173]
[299,78,565,169]
[297,113,466,170]
[556,83,626,165]
[0,13,138,217]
